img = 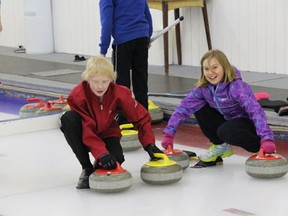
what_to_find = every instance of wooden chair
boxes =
[147,0,212,75]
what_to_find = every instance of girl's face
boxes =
[203,57,224,85]
[88,75,112,97]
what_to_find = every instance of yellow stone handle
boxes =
[153,153,170,162]
[119,123,134,130]
[146,153,177,167]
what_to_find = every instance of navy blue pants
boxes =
[112,37,149,110]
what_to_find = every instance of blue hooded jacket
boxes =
[99,0,153,55]
[164,69,274,141]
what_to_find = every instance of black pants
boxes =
[112,37,149,110]
[194,104,261,153]
[60,110,125,170]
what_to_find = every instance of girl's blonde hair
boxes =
[81,55,117,81]
[196,49,236,87]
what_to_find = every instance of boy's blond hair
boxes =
[196,49,236,88]
[81,55,117,81]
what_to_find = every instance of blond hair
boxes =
[81,55,117,81]
[196,49,236,87]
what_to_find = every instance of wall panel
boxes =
[0,0,287,75]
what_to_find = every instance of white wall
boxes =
[0,0,25,48]
[52,0,101,56]
[0,0,287,75]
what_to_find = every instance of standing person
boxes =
[0,0,3,32]
[161,49,276,163]
[60,56,162,189]
[99,0,153,124]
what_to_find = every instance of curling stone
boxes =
[49,95,68,108]
[61,104,70,111]
[35,102,63,116]
[140,153,183,185]
[164,145,190,170]
[89,163,132,193]
[57,105,71,127]
[120,123,142,151]
[148,100,164,124]
[19,98,46,118]
[245,148,288,179]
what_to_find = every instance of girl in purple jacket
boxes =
[161,50,276,162]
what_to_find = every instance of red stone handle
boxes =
[251,148,282,160]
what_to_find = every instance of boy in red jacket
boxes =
[60,56,162,189]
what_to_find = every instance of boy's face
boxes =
[202,57,224,85]
[88,75,112,97]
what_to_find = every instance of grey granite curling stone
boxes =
[245,149,288,179]
[148,100,164,123]
[19,98,46,118]
[89,163,132,193]
[35,102,63,116]
[120,123,142,151]
[141,153,183,185]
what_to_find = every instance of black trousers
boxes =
[194,104,261,153]
[112,37,149,110]
[60,110,125,170]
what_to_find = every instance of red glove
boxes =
[261,140,276,154]
[161,133,174,149]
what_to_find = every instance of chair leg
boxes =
[174,8,182,65]
[162,2,169,75]
[202,0,212,50]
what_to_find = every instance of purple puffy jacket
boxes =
[163,69,274,141]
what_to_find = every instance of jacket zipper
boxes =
[213,85,224,115]
[100,97,103,110]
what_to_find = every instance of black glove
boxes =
[144,144,163,161]
[98,153,117,170]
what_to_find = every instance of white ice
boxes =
[1,126,288,216]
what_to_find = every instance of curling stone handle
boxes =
[257,148,275,157]
[119,123,134,130]
[57,95,66,103]
[27,97,45,106]
[165,145,174,153]
[257,148,265,158]
[164,145,182,155]
[254,148,282,160]
[95,162,126,174]
[153,153,170,162]
[115,162,126,172]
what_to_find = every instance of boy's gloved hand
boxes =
[261,140,276,154]
[144,144,163,161]
[161,133,174,149]
[98,153,117,170]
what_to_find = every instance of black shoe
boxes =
[74,55,81,62]
[74,55,86,62]
[14,45,26,53]
[192,156,223,168]
[79,56,86,61]
[182,150,197,158]
[76,168,94,189]
[275,106,288,116]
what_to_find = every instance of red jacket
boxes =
[67,81,155,159]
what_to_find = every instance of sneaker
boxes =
[198,143,233,162]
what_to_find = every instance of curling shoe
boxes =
[198,143,233,162]
[76,168,94,189]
